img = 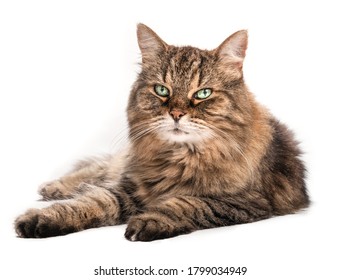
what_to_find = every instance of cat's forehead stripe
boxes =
[166,47,206,89]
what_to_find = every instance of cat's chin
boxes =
[160,129,202,144]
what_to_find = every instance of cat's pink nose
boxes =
[170,109,186,122]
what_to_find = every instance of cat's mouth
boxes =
[171,128,189,135]
[159,125,194,143]
[156,116,210,144]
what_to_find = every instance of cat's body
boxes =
[15,24,309,241]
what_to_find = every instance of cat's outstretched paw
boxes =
[125,215,192,242]
[15,209,75,238]
[125,217,169,241]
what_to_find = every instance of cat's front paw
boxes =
[125,215,191,242]
[125,217,168,241]
[15,209,74,238]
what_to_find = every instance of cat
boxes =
[15,24,309,241]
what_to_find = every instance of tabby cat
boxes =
[15,24,309,241]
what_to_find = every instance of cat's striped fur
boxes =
[15,24,309,241]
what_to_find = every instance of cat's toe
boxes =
[125,218,145,241]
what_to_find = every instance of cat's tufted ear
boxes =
[137,24,167,63]
[215,30,248,68]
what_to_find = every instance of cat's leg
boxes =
[125,194,273,241]
[39,152,127,200]
[15,185,135,238]
[39,158,109,200]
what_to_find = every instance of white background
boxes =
[1,0,339,279]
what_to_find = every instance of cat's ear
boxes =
[215,30,248,68]
[137,24,167,63]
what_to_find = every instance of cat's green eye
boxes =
[195,88,212,100]
[154,85,170,97]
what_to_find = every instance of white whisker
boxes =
[129,119,166,144]
[109,126,130,153]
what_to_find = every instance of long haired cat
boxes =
[15,24,309,241]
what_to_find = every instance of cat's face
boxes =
[127,24,249,146]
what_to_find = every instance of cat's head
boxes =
[127,24,250,146]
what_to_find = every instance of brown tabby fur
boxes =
[15,24,309,241]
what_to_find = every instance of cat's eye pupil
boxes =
[154,85,170,97]
[195,88,212,100]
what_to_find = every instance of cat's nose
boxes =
[170,109,186,122]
